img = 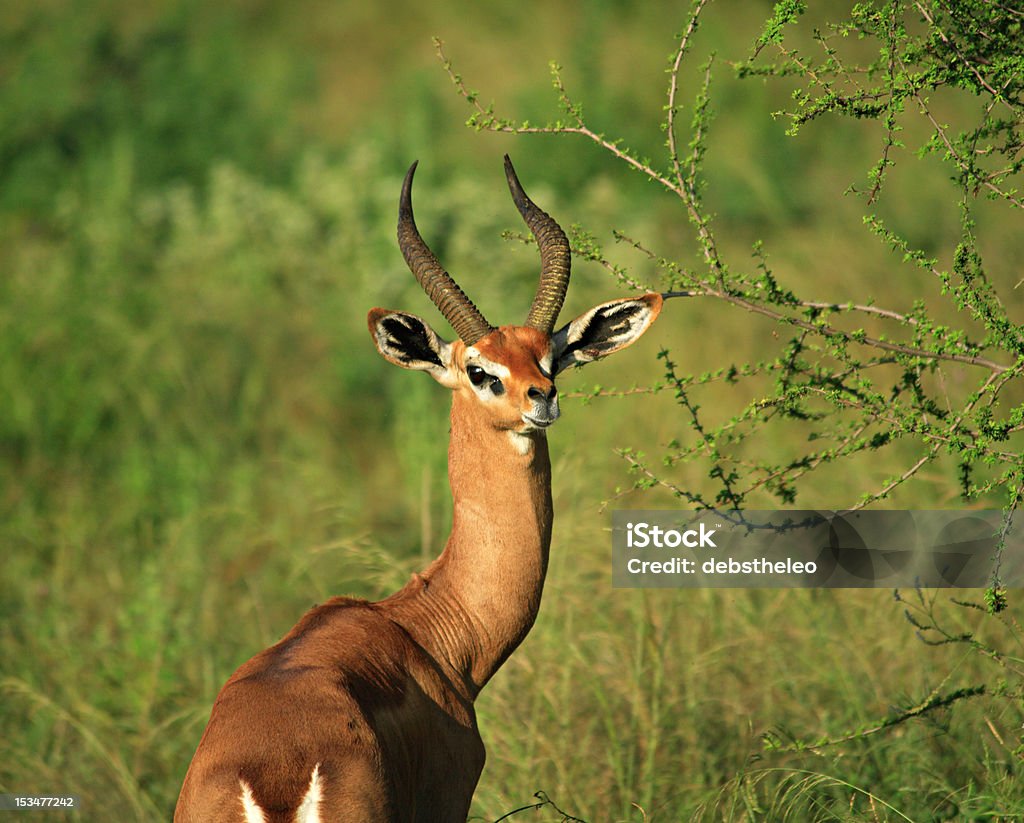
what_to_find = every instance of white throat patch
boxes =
[507,430,534,455]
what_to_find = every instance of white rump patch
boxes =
[239,780,267,823]
[237,765,322,823]
[295,763,323,823]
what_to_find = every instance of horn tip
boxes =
[400,161,420,220]
[504,155,526,200]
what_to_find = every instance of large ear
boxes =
[552,294,662,374]
[367,308,459,387]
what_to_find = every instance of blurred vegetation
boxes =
[1,0,1022,820]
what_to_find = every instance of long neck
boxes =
[387,390,553,696]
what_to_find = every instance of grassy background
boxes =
[1,1,1022,820]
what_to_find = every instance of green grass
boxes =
[2,1,1023,821]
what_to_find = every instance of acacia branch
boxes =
[613,229,1008,373]
[904,68,1024,208]
[436,38,683,195]
[914,1,1008,104]
[666,0,710,194]
[658,287,1011,375]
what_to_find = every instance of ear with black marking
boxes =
[552,294,662,374]
[367,308,458,387]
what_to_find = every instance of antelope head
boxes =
[368,156,662,440]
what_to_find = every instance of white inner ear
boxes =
[553,297,658,372]
[372,312,459,387]
[573,303,650,348]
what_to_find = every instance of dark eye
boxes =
[489,378,505,396]
[467,365,487,386]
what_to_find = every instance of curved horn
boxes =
[504,155,571,333]
[397,161,493,345]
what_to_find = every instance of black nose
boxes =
[528,385,557,401]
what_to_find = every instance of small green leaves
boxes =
[755,0,808,54]
[985,585,1008,614]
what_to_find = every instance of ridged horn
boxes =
[504,155,571,333]
[397,161,493,345]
